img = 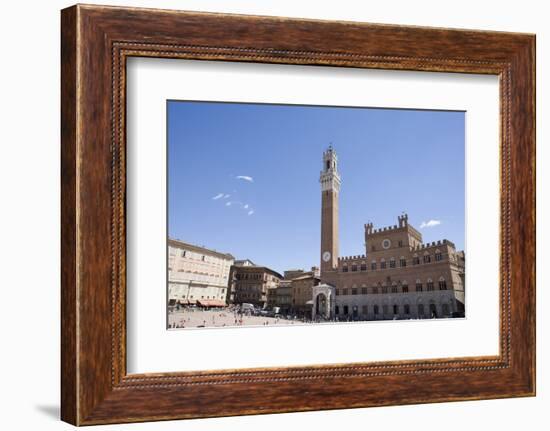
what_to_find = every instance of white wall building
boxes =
[168,239,234,306]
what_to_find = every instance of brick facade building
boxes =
[228,263,283,309]
[315,146,465,321]
[290,272,321,317]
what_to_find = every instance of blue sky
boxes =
[168,101,465,274]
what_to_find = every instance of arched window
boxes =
[438,277,447,290]
[423,252,431,263]
[389,257,396,268]
[391,282,398,293]
[429,302,437,318]
[400,256,407,267]
[404,304,410,314]
[360,262,367,271]
[380,258,387,269]
[413,254,420,265]
[415,279,423,292]
[382,283,388,294]
[402,281,409,293]
[427,278,434,291]
[435,249,443,261]
[342,264,348,273]
[418,303,425,317]
[393,304,399,315]
[371,260,377,270]
[373,305,379,315]
[351,264,357,272]
[372,284,379,294]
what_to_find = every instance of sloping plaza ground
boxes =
[168,307,302,329]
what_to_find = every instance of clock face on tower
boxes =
[382,239,391,249]
[322,251,331,262]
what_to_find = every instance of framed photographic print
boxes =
[61,4,535,425]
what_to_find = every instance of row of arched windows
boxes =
[342,250,444,272]
[334,302,452,317]
[335,277,448,296]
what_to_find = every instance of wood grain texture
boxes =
[60,5,78,425]
[60,4,535,425]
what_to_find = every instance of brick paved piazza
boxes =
[168,308,303,329]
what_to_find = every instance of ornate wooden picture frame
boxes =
[61,4,535,425]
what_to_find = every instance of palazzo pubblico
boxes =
[313,147,465,321]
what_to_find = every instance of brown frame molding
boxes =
[61,4,535,425]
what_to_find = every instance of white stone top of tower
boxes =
[320,146,341,192]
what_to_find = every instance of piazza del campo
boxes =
[168,146,465,329]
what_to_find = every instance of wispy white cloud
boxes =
[420,219,441,229]
[215,193,254,216]
[236,175,254,183]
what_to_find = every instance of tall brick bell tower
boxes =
[319,146,341,276]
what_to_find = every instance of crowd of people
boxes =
[168,305,297,329]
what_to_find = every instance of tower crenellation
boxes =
[413,239,454,251]
[320,145,341,193]
[398,213,409,227]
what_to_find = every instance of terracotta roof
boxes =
[291,272,319,281]
[234,259,256,266]
[231,265,283,279]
